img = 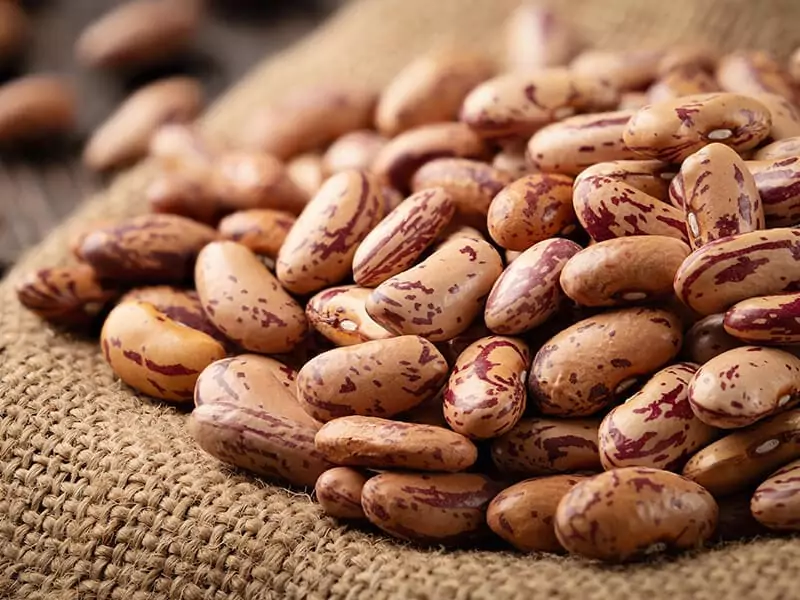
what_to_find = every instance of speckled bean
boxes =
[314,416,478,471]
[657,44,718,76]
[555,467,718,562]
[443,336,530,439]
[560,236,690,307]
[574,159,676,202]
[322,130,387,174]
[716,50,796,100]
[598,363,718,472]
[751,459,800,530]
[571,49,661,91]
[746,157,800,227]
[682,409,800,496]
[529,308,682,416]
[490,417,601,476]
[353,187,455,287]
[195,241,307,353]
[505,4,576,70]
[361,472,503,545]
[484,238,581,335]
[101,300,226,401]
[754,136,800,161]
[367,236,503,342]
[754,93,800,141]
[487,173,576,251]
[688,346,800,428]
[492,145,531,178]
[647,65,719,103]
[277,170,384,295]
[673,228,800,315]
[217,209,295,259]
[305,285,393,346]
[724,292,800,345]
[315,467,369,520]
[623,93,772,162]
[683,313,744,364]
[296,335,448,421]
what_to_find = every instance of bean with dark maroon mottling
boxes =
[529,308,683,416]
[716,50,796,101]
[751,459,800,531]
[555,467,718,562]
[306,285,393,346]
[724,292,800,345]
[683,313,744,364]
[361,472,503,545]
[599,363,718,472]
[487,475,588,553]
[314,416,477,472]
[367,237,503,342]
[195,241,307,354]
[353,187,455,287]
[688,346,800,429]
[484,238,581,335]
[101,301,226,402]
[444,336,530,439]
[296,335,448,421]
[491,417,601,476]
[218,209,296,259]
[575,159,677,203]
[78,214,217,283]
[315,467,369,520]
[754,136,800,161]
[487,173,576,251]
[682,409,800,497]
[746,157,800,227]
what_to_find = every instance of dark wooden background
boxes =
[0,0,345,274]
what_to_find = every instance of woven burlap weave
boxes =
[1,1,799,598]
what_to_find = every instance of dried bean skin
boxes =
[367,237,503,342]
[195,241,307,354]
[746,157,800,227]
[315,467,368,520]
[411,158,513,228]
[526,110,639,176]
[623,93,772,163]
[487,475,588,553]
[683,313,743,364]
[484,238,581,335]
[101,301,226,402]
[78,214,217,284]
[529,308,683,416]
[314,416,477,472]
[682,409,800,496]
[751,459,800,530]
[444,336,530,439]
[305,285,392,346]
[598,363,717,472]
[572,174,688,243]
[296,335,448,421]
[218,209,296,259]
[323,130,387,174]
[560,236,691,307]
[490,417,601,476]
[574,159,676,202]
[487,173,576,251]
[555,467,718,562]
[361,472,503,545]
[754,136,800,161]
[688,346,800,429]
[353,187,455,287]
[676,144,764,250]
[673,228,800,316]
[724,293,800,345]
[277,170,384,295]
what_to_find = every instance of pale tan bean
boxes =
[751,459,800,530]
[217,209,295,259]
[658,44,718,76]
[286,153,326,198]
[617,92,649,110]
[305,285,393,346]
[753,93,800,141]
[571,49,662,91]
[753,136,800,161]
[716,50,796,101]
[315,467,368,520]
[505,3,576,70]
[647,65,719,102]
[322,130,387,174]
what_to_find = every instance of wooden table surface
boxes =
[0,0,345,274]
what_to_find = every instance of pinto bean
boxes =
[724,292,800,345]
[305,285,393,346]
[751,459,800,531]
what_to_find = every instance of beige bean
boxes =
[487,173,576,251]
[484,238,581,335]
[217,209,295,259]
[0,2,28,63]
[305,285,392,346]
[555,467,718,562]
[296,336,448,421]
[746,157,800,227]
[146,173,220,225]
[377,49,493,136]
[195,241,307,354]
[623,93,772,162]
[505,3,576,70]
[571,49,662,91]
[491,417,600,476]
[657,44,718,76]
[791,48,800,85]
[617,92,649,110]
[673,228,800,315]
[560,236,690,307]
[716,50,796,100]
[487,475,588,553]
[753,136,800,161]
[683,313,744,364]
[682,409,800,496]
[101,300,226,401]
[492,145,530,178]
[444,336,530,439]
[315,467,368,520]
[322,130,387,174]
[353,187,455,287]
[599,363,718,471]
[367,236,503,342]
[277,170,384,295]
[84,77,202,171]
[362,472,502,545]
[688,346,800,428]
[754,93,800,141]
[0,75,76,142]
[148,122,219,174]
[647,65,719,102]
[286,152,326,198]
[575,159,676,202]
[529,308,682,416]
[751,459,800,531]
[314,416,477,472]
[527,109,639,175]
[724,292,800,345]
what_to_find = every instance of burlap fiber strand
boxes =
[1,0,799,598]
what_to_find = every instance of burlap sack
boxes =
[1,1,798,598]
